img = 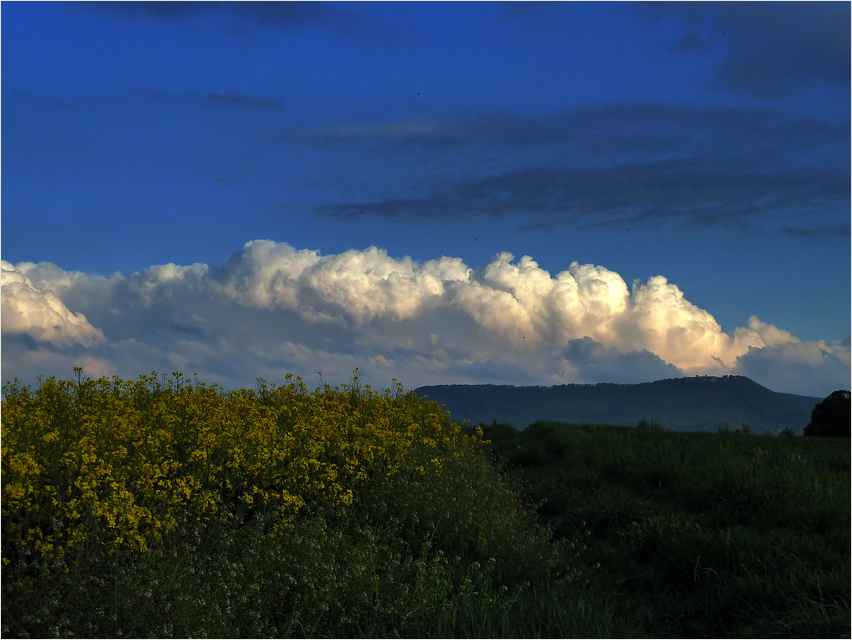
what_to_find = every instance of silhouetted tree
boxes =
[480,420,518,442]
[803,390,851,438]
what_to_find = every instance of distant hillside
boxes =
[415,376,824,436]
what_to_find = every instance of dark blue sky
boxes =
[2,2,850,397]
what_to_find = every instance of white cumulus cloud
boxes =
[1,242,847,398]
[1,260,106,348]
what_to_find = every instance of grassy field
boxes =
[481,419,850,638]
[2,370,849,638]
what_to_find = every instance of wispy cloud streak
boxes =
[148,91,284,110]
[300,104,849,236]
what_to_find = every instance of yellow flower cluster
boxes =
[1,368,486,568]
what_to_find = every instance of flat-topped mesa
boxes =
[415,376,822,435]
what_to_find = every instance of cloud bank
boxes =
[2,242,848,397]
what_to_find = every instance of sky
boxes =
[2,1,850,399]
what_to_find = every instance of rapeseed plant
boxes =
[1,367,487,572]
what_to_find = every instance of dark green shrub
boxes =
[482,421,520,443]
[804,390,851,438]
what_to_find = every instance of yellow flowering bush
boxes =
[1,367,487,569]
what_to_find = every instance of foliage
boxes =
[803,390,851,438]
[717,422,753,435]
[3,368,848,638]
[2,368,590,638]
[1,367,485,569]
[484,419,850,638]
[479,420,519,443]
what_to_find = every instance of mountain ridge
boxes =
[414,375,824,435]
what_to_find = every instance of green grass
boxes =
[482,419,850,639]
[3,407,849,637]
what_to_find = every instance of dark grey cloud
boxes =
[291,120,471,147]
[168,321,209,340]
[2,332,49,354]
[78,1,388,39]
[11,88,284,113]
[495,2,849,98]
[319,162,846,230]
[148,91,284,111]
[78,1,217,21]
[223,1,352,30]
[78,1,320,24]
[733,343,851,399]
[307,104,849,235]
[12,91,76,109]
[562,337,683,385]
[298,103,848,159]
[782,224,851,240]
[500,1,551,19]
[634,2,850,98]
